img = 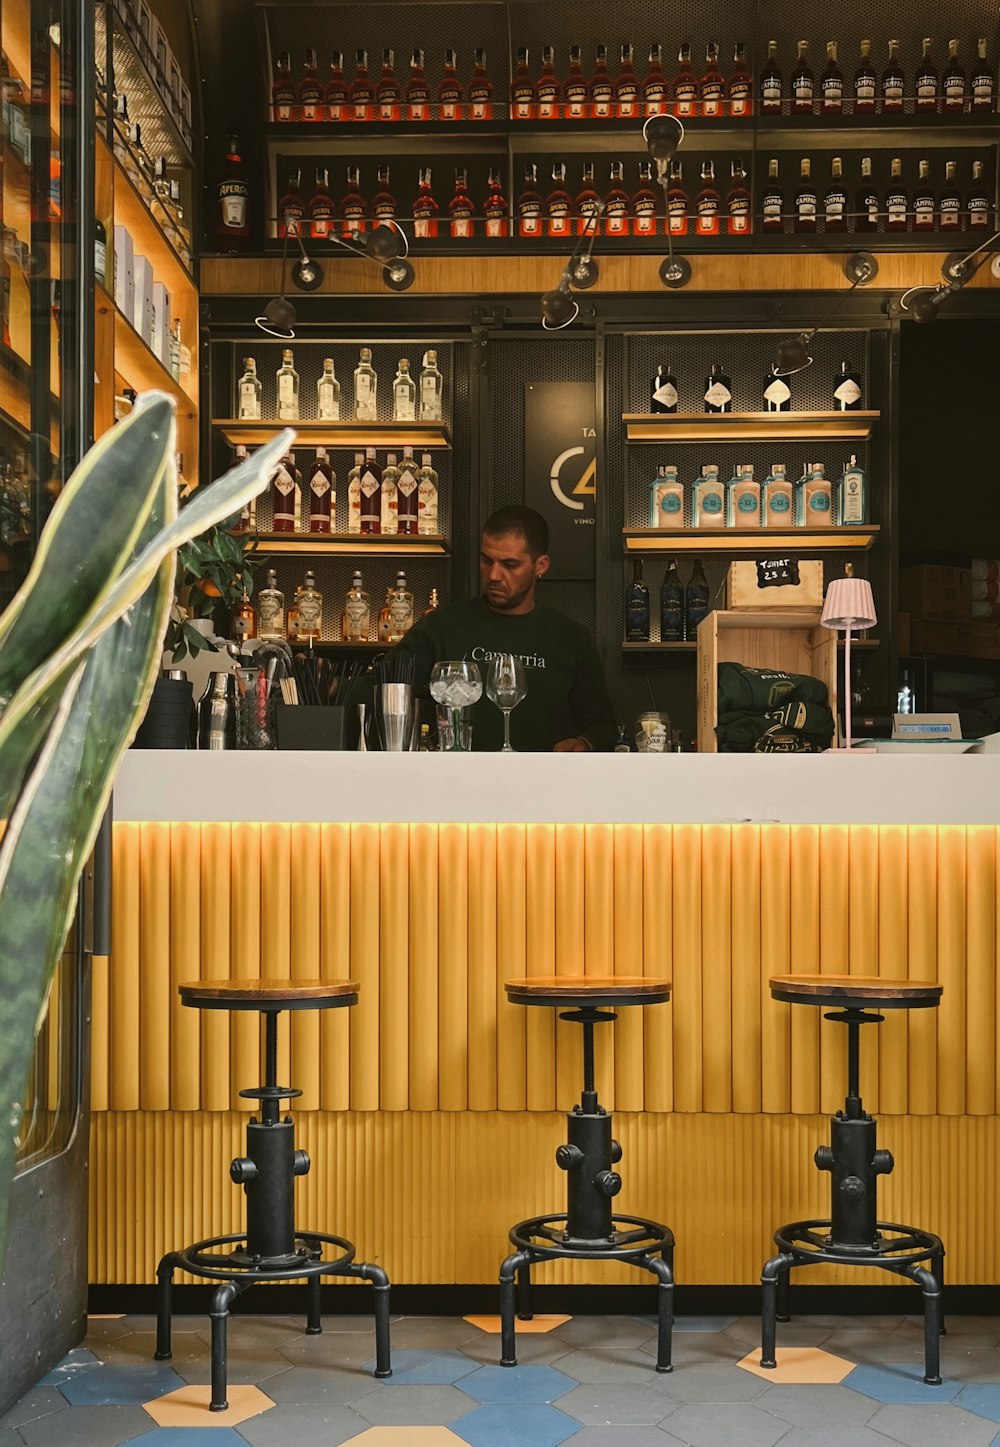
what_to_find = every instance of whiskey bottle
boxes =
[376,48,400,121]
[387,570,414,641]
[704,364,732,412]
[727,159,751,235]
[761,157,784,232]
[258,569,285,640]
[272,50,295,122]
[547,162,573,238]
[278,168,304,238]
[342,571,370,641]
[341,164,367,235]
[666,160,688,236]
[684,559,711,637]
[449,167,474,238]
[536,45,560,119]
[217,134,249,252]
[913,159,935,231]
[590,43,614,118]
[759,39,782,114]
[317,357,341,420]
[412,168,439,238]
[406,48,430,120]
[700,41,725,117]
[625,559,650,641]
[650,464,684,527]
[517,163,544,238]
[729,42,752,116]
[564,44,588,118]
[605,160,631,235]
[346,451,363,532]
[672,42,697,117]
[967,159,992,229]
[854,156,879,232]
[791,40,814,112]
[576,162,601,236]
[270,453,298,532]
[299,48,322,122]
[659,559,684,641]
[763,365,791,411]
[381,452,399,534]
[393,358,417,421]
[309,167,335,239]
[884,157,908,231]
[633,160,658,236]
[438,47,464,120]
[424,588,441,615]
[693,463,725,524]
[418,452,439,535]
[354,347,378,419]
[939,159,962,229]
[351,48,374,121]
[325,51,348,122]
[295,570,323,641]
[359,447,382,534]
[838,454,867,525]
[973,38,994,110]
[833,361,863,411]
[727,464,760,528]
[651,362,679,413]
[794,157,817,233]
[379,585,397,644]
[231,444,252,533]
[881,40,905,111]
[484,169,509,238]
[820,42,843,112]
[420,349,443,420]
[395,446,420,534]
[695,160,720,236]
[643,43,669,115]
[615,43,640,118]
[276,347,299,420]
[853,40,877,112]
[511,46,535,119]
[238,356,262,419]
[916,38,939,112]
[233,592,255,642]
[308,447,335,532]
[823,156,847,231]
[943,40,966,111]
[762,464,793,525]
[469,48,493,120]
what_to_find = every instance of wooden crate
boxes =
[726,560,824,611]
[696,609,838,753]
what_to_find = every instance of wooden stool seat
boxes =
[505,975,671,1009]
[770,975,942,1011]
[179,979,359,1012]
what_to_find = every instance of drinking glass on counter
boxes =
[429,660,482,752]
[635,710,671,753]
[486,653,527,753]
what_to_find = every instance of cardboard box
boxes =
[899,564,972,623]
[152,280,170,363]
[136,0,152,51]
[726,560,824,612]
[113,225,134,317]
[910,619,1000,661]
[132,254,153,345]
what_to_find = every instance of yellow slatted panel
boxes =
[760,826,791,1114]
[787,823,819,1115]
[378,824,410,1110]
[642,824,673,1113]
[230,823,262,1108]
[349,824,381,1111]
[260,821,292,1086]
[730,826,761,1113]
[524,823,556,1111]
[584,824,615,1106]
[877,826,910,1115]
[965,827,996,1116]
[937,826,968,1116]
[554,824,586,1106]
[701,826,733,1114]
[109,822,141,1110]
[199,824,232,1111]
[169,823,201,1111]
[319,823,352,1111]
[818,826,850,1115]
[850,826,881,1107]
[467,825,498,1112]
[495,825,527,1113]
[288,823,322,1110]
[612,825,645,1112]
[138,823,170,1109]
[908,825,939,1115]
[437,824,468,1111]
[408,822,440,1111]
[90,952,110,1113]
[672,824,703,1112]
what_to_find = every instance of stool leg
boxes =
[499,1249,530,1367]
[154,1252,179,1361]
[935,1246,947,1335]
[306,1272,322,1335]
[760,1251,795,1368]
[907,1264,942,1385]
[209,1282,239,1411]
[516,1262,534,1322]
[364,1264,393,1379]
[645,1252,674,1373]
[776,1258,791,1322]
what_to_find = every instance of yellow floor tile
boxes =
[143,1383,276,1427]
[350,1431,465,1446]
[737,1346,856,1383]
[463,1313,571,1334]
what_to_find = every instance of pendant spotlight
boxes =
[770,253,880,375]
[255,226,300,338]
[645,115,692,289]
[340,223,416,291]
[540,203,605,330]
[899,228,1000,323]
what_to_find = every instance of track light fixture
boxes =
[645,117,692,290]
[540,203,604,330]
[771,253,880,375]
[899,227,1000,323]
[255,228,326,335]
[339,223,415,290]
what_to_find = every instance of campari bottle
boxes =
[823,156,848,232]
[761,157,784,233]
[449,167,475,238]
[854,156,879,232]
[912,159,935,231]
[915,38,939,112]
[483,167,508,237]
[759,39,782,114]
[791,39,814,113]
[853,40,877,113]
[726,159,751,235]
[820,42,843,113]
[412,168,439,238]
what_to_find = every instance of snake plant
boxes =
[0,392,292,1273]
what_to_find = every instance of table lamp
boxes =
[820,563,877,750]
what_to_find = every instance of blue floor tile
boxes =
[461,1365,576,1404]
[58,1363,184,1407]
[132,1432,248,1446]
[450,1403,580,1447]
[36,1349,103,1385]
[843,1363,961,1404]
[958,1384,1000,1424]
[363,1348,480,1385]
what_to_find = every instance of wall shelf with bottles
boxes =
[624,410,880,441]
[249,532,448,556]
[96,0,193,165]
[214,420,452,449]
[623,525,880,552]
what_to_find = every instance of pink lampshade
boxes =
[821,574,877,630]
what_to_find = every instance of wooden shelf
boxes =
[623,637,879,653]
[251,531,448,557]
[108,293,196,416]
[623,526,880,553]
[215,420,452,449]
[624,411,880,442]
[112,149,194,294]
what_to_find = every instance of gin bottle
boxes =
[393,358,417,420]
[317,357,341,420]
[684,559,711,638]
[833,361,862,411]
[703,364,732,413]
[651,363,679,413]
[295,570,323,641]
[420,350,443,420]
[258,568,285,640]
[659,559,683,641]
[762,464,793,526]
[342,570,370,641]
[387,570,414,641]
[838,454,867,525]
[307,447,335,533]
[238,356,262,419]
[625,560,650,641]
[650,464,684,528]
[418,452,439,535]
[692,464,725,526]
[763,365,791,411]
[396,446,420,534]
[354,347,378,420]
[359,447,382,534]
[276,348,299,420]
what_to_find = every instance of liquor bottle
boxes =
[700,41,724,117]
[295,571,323,641]
[517,163,543,238]
[666,161,688,236]
[278,168,304,238]
[342,571,370,641]
[308,448,334,532]
[884,157,908,232]
[913,159,935,231]
[547,162,573,238]
[729,42,752,116]
[820,42,843,112]
[564,44,588,118]
[258,569,285,640]
[450,167,475,238]
[659,559,684,641]
[761,158,783,232]
[418,452,439,535]
[695,160,720,236]
[794,158,817,232]
[484,168,509,238]
[799,462,833,527]
[613,725,631,753]
[727,159,751,235]
[270,452,298,532]
[359,448,382,534]
[217,134,249,252]
[469,48,493,120]
[838,454,867,525]
[576,162,602,236]
[672,42,697,117]
[763,365,791,411]
[704,363,732,412]
[393,358,417,420]
[381,452,399,534]
[967,159,992,229]
[762,464,793,526]
[412,168,439,238]
[317,357,341,420]
[590,43,614,118]
[916,38,939,112]
[406,48,430,120]
[233,592,255,642]
[341,164,367,235]
[371,166,398,231]
[395,446,420,534]
[650,464,684,527]
[973,38,994,110]
[376,48,400,122]
[855,156,879,232]
[536,44,560,119]
[325,51,348,122]
[881,39,904,112]
[438,47,463,119]
[693,464,725,526]
[424,587,441,615]
[237,356,262,419]
[346,451,363,532]
[604,160,631,236]
[633,161,658,236]
[94,216,108,286]
[759,39,782,114]
[651,362,679,413]
[230,444,252,534]
[272,50,295,122]
[939,159,962,229]
[354,346,378,419]
[643,43,669,115]
[824,156,847,231]
[833,361,863,411]
[420,349,443,419]
[943,39,966,110]
[791,40,814,112]
[615,43,639,118]
[511,46,534,119]
[727,464,760,529]
[684,559,711,637]
[387,571,414,641]
[309,167,335,239]
[351,49,374,121]
[625,559,650,641]
[299,48,322,122]
[276,347,299,420]
[853,40,877,112]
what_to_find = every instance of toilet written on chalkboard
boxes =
[725,560,825,612]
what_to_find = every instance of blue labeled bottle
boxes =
[692,463,725,527]
[762,463,793,526]
[837,453,867,524]
[727,463,760,528]
[650,463,685,528]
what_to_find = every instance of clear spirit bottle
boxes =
[359,447,382,534]
[381,452,399,533]
[238,356,262,419]
[258,568,285,640]
[650,464,684,527]
[838,455,867,525]
[346,451,363,533]
[308,447,335,533]
[393,358,417,420]
[420,350,443,420]
[387,570,414,640]
[317,357,341,419]
[354,347,378,419]
[295,570,323,641]
[342,570,370,641]
[418,451,439,535]
[396,446,420,534]
[276,347,299,420]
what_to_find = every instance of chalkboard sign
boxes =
[756,557,801,588]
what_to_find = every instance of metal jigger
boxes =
[377,683,414,751]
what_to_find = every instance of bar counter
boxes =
[91,752,1000,1294]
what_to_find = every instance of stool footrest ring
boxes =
[508,1213,673,1262]
[172,1230,355,1283]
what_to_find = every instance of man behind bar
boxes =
[395,505,617,752]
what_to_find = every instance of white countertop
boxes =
[113,751,1000,826]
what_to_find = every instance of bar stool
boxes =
[760,974,945,1385]
[154,979,391,1410]
[499,976,675,1373]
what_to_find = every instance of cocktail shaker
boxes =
[198,671,237,750]
[377,682,414,751]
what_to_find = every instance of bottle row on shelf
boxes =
[649,361,864,415]
[625,557,711,643]
[0,450,33,546]
[267,37,995,123]
[648,457,868,530]
[234,446,440,538]
[249,565,438,645]
[109,96,193,267]
[237,348,445,423]
[113,222,192,380]
[106,0,194,148]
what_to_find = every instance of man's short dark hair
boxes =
[482,505,549,560]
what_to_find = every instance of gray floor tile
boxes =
[194,1318,305,1353]
[869,1402,1000,1447]
[82,1319,133,1343]
[724,1316,833,1349]
[288,1312,402,1333]
[352,1383,477,1425]
[656,1364,770,1403]
[552,1347,670,1383]
[234,1401,370,1447]
[787,1316,908,1334]
[558,1382,676,1425]
[555,1317,656,1350]
[460,1333,576,1367]
[277,1329,381,1366]
[387,1318,485,1349]
[0,1386,67,1430]
[262,1363,381,1406]
[111,1314,202,1335]
[17,1404,152,1447]
[172,1358,293,1388]
[0,1429,23,1447]
[95,1331,206,1367]
[819,1329,925,1363]
[640,1332,740,1368]
[905,1315,1000,1341]
[564,1430,686,1447]
[755,1383,878,1427]
[662,1401,788,1447]
[774,1431,901,1447]
[939,1346,1000,1382]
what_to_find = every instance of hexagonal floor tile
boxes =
[0,1385,67,1430]
[755,1383,878,1427]
[956,1383,1000,1423]
[365,1350,479,1386]
[566,1431,686,1447]
[353,1385,478,1426]
[347,1431,467,1447]
[634,1315,738,1334]
[264,1366,378,1407]
[553,1318,654,1351]
[388,1320,484,1350]
[460,1366,576,1405]
[235,1402,370,1447]
[941,1347,1000,1384]
[738,1346,856,1383]
[842,1363,961,1403]
[59,1363,184,1406]
[463,1316,571,1336]
[142,1383,275,1428]
[768,1430,903,1446]
[665,1400,790,1447]
[449,1403,579,1447]
[547,1348,663,1385]
[557,1381,676,1426]
[36,1348,103,1384]
[460,1334,573,1368]
[868,1402,1000,1447]
[128,1430,248,1446]
[656,1364,771,1403]
[17,1404,153,1447]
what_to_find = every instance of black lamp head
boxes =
[570,256,600,289]
[540,279,579,330]
[366,224,406,261]
[659,255,692,289]
[772,332,814,376]
[291,255,324,290]
[908,285,950,323]
[383,257,416,291]
[254,293,296,338]
[643,113,685,162]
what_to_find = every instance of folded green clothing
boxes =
[716,704,834,753]
[717,727,829,754]
[717,661,829,714]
